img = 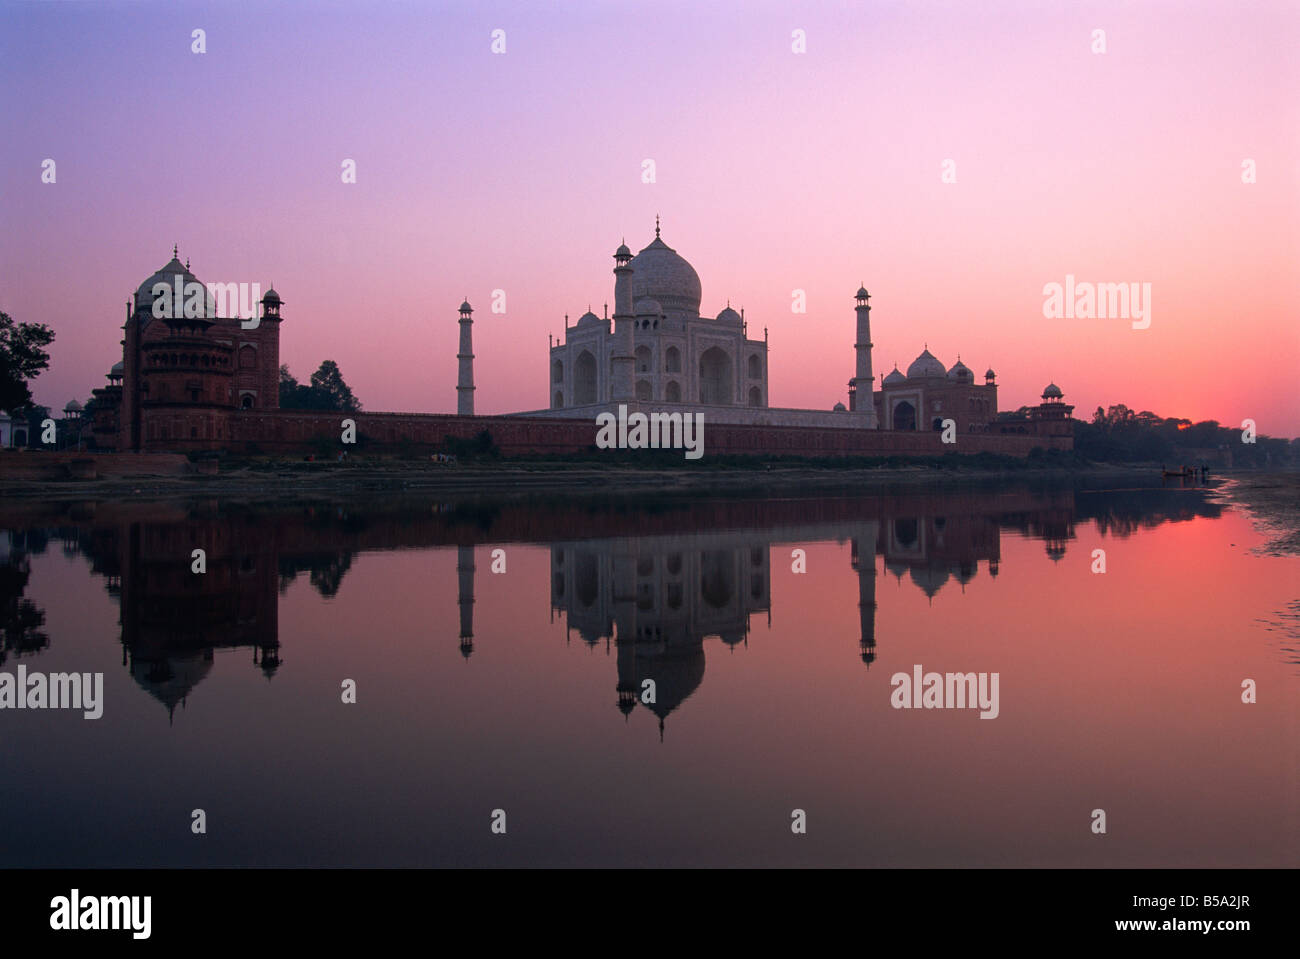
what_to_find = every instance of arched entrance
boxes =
[893,400,916,431]
[699,347,733,405]
[574,351,597,405]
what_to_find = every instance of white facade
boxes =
[547,227,770,413]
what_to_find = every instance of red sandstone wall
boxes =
[225,410,1071,458]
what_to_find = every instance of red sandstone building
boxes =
[91,249,283,451]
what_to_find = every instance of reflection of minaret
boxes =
[610,548,638,714]
[614,629,637,720]
[850,523,879,667]
[457,545,475,659]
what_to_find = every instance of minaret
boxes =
[457,545,475,659]
[610,240,635,404]
[852,286,878,427]
[457,300,475,415]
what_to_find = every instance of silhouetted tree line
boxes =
[1072,404,1296,466]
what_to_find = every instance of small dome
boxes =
[64,400,83,412]
[458,300,473,313]
[833,401,847,411]
[634,297,662,317]
[262,287,281,303]
[883,366,907,386]
[615,242,632,257]
[1042,382,1063,398]
[110,361,124,375]
[716,306,741,324]
[985,368,996,379]
[906,349,946,379]
[856,286,869,299]
[947,359,972,380]
[576,310,603,328]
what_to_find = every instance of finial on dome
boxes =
[185,257,190,270]
[655,214,660,238]
[172,243,178,258]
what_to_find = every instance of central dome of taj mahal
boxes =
[629,228,702,316]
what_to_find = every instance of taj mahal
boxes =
[542,219,774,415]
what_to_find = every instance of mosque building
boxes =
[89,247,284,452]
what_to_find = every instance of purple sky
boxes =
[2,0,1297,433]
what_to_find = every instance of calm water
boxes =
[1,479,1296,867]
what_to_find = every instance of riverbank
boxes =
[1213,470,1300,557]
[0,451,1208,504]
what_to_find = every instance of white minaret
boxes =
[610,239,635,404]
[457,299,475,415]
[852,285,878,427]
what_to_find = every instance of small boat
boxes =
[1161,467,1196,479]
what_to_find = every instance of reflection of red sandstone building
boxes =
[91,249,283,451]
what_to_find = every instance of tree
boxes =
[278,361,361,412]
[0,311,55,413]
[309,360,361,412]
[279,364,300,407]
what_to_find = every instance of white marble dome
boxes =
[947,359,972,381]
[1042,382,1063,398]
[883,366,907,386]
[629,235,702,315]
[575,310,603,328]
[716,306,741,324]
[906,349,946,379]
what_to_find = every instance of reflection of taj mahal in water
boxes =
[0,485,1217,729]
[542,516,1008,738]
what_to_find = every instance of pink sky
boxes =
[2,0,1297,434]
